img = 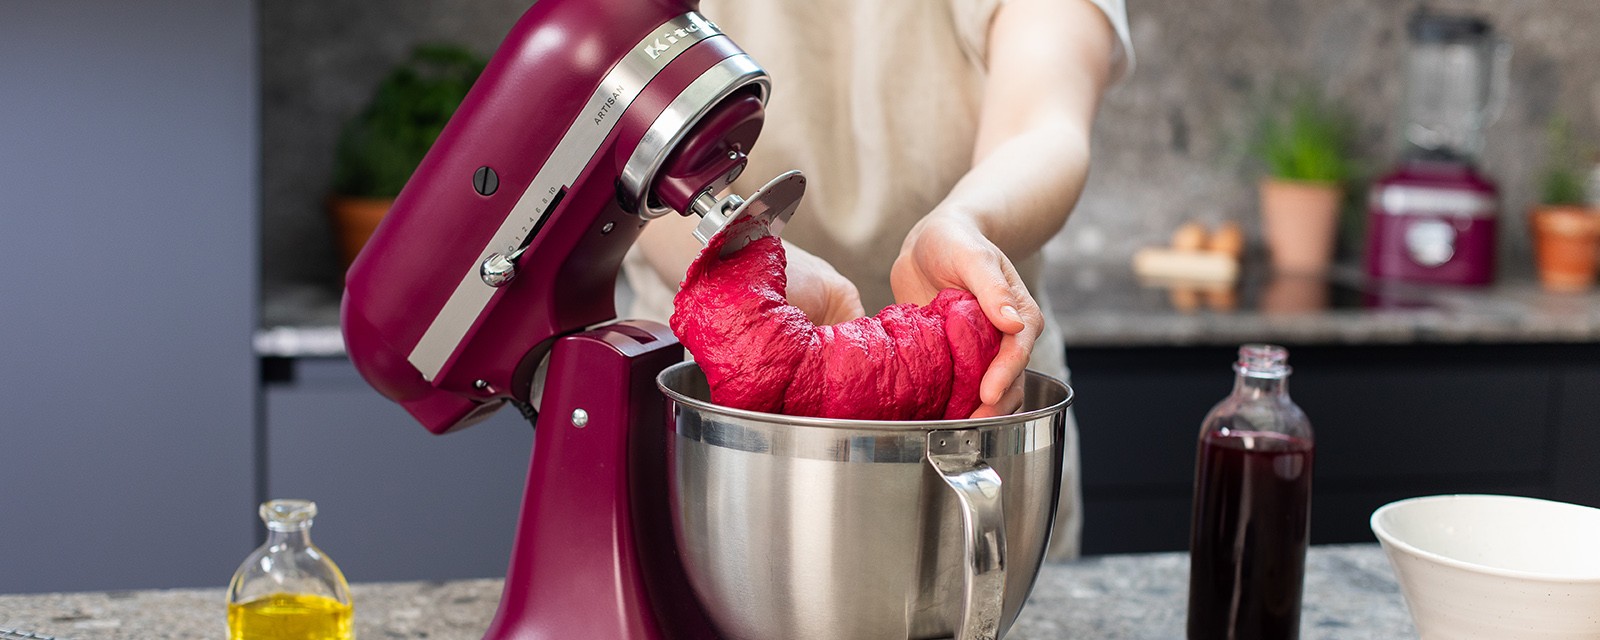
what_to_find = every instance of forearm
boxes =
[930,0,1116,259]
[936,122,1091,259]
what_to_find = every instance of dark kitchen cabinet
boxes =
[0,0,258,593]
[262,358,534,583]
[1069,343,1600,555]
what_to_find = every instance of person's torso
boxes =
[702,0,991,312]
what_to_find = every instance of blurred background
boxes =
[261,0,1600,300]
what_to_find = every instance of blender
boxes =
[338,1,1074,638]
[1366,9,1510,285]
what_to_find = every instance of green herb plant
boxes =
[1255,89,1355,185]
[1540,115,1589,207]
[333,45,487,198]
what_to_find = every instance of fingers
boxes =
[889,253,940,306]
[890,218,1045,409]
[969,373,1026,418]
[951,257,1025,333]
[979,290,1043,405]
[980,329,1034,405]
[998,304,1025,333]
[936,244,1041,406]
[784,241,866,325]
[831,283,866,324]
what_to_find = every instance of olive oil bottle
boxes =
[227,500,353,639]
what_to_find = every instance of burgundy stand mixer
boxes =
[342,1,1071,639]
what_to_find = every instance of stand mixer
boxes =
[342,2,1071,638]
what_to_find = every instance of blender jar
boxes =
[1401,11,1510,160]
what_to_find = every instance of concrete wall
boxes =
[1062,0,1599,272]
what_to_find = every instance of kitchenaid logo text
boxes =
[593,84,624,126]
[642,20,716,59]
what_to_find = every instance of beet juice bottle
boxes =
[1187,344,1314,640]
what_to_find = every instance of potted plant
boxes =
[1254,89,1355,275]
[328,44,486,267]
[1530,116,1600,292]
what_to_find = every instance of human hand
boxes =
[891,211,1041,418]
[784,241,865,325]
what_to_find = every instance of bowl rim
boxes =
[656,360,1074,430]
[1370,493,1600,584]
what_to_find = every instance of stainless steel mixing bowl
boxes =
[658,362,1073,640]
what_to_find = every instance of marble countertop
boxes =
[257,262,1600,357]
[0,544,1414,639]
[1046,263,1600,348]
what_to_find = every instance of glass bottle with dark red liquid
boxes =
[1188,344,1314,640]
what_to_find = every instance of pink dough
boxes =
[671,232,1002,420]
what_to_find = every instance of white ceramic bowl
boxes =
[1371,494,1600,639]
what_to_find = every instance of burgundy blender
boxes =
[1366,9,1510,286]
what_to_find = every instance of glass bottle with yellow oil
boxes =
[227,499,353,640]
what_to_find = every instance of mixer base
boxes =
[481,321,717,640]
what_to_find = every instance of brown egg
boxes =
[1171,222,1208,252]
[1207,221,1245,258]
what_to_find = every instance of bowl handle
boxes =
[928,429,1007,640]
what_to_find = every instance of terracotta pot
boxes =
[328,196,394,268]
[1530,205,1600,292]
[1259,178,1342,275]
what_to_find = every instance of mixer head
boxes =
[341,5,808,433]
[628,81,802,254]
